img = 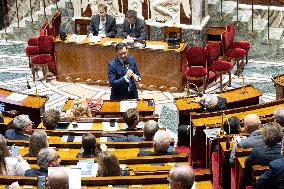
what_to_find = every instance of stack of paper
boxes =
[120,100,137,112]
[102,121,118,131]
[145,44,165,50]
[6,92,28,102]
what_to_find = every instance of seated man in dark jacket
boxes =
[137,130,179,156]
[255,137,284,189]
[25,147,61,176]
[241,122,283,188]
[200,94,227,112]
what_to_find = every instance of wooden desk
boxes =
[62,99,155,117]
[0,117,13,134]
[0,88,48,127]
[55,37,187,90]
[207,26,226,42]
[272,74,284,99]
[175,85,262,124]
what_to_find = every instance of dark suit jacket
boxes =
[256,158,284,189]
[137,150,179,156]
[88,14,117,38]
[108,56,140,100]
[122,18,147,40]
[25,168,48,177]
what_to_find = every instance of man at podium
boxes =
[88,4,117,38]
[108,43,141,100]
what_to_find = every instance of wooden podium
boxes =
[272,74,284,99]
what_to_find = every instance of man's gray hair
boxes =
[37,147,57,168]
[13,114,30,131]
[143,120,159,141]
[244,114,261,128]
[202,95,218,110]
[274,107,284,126]
[48,168,69,189]
[153,130,171,152]
[170,164,195,189]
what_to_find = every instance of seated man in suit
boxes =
[122,10,147,41]
[25,147,61,176]
[200,94,227,112]
[5,114,33,141]
[48,168,69,189]
[108,42,141,100]
[274,107,284,127]
[137,130,179,156]
[255,138,284,189]
[88,4,117,38]
[143,120,159,141]
[168,164,195,189]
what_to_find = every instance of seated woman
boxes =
[97,151,129,176]
[76,133,101,158]
[42,109,60,130]
[0,134,30,175]
[24,130,49,157]
[65,98,92,117]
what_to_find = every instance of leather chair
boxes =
[49,11,62,38]
[226,24,250,64]
[206,42,233,92]
[221,30,246,77]
[30,36,55,81]
[184,46,208,93]
[164,26,182,42]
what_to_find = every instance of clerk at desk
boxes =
[88,4,117,38]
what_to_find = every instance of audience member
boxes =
[143,120,159,141]
[88,4,117,38]
[229,114,263,164]
[123,108,140,130]
[274,107,284,126]
[200,95,227,112]
[223,116,241,135]
[122,10,147,40]
[97,151,129,176]
[0,134,30,175]
[65,98,92,117]
[42,109,60,130]
[48,168,69,189]
[241,123,283,188]
[255,137,284,189]
[25,147,61,176]
[5,114,33,140]
[137,130,178,156]
[76,133,101,158]
[25,130,49,157]
[168,164,195,189]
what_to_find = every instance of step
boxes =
[263,28,284,40]
[232,10,252,22]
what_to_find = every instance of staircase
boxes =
[208,0,284,62]
[0,0,74,42]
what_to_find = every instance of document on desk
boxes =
[145,44,166,50]
[77,160,98,177]
[103,41,118,46]
[68,34,87,43]
[89,36,100,43]
[6,92,28,102]
[69,123,93,130]
[120,100,137,112]
[61,135,82,142]
[102,121,118,131]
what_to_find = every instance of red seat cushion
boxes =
[27,36,38,46]
[225,48,246,59]
[25,46,40,55]
[211,60,233,72]
[230,41,250,51]
[189,71,216,87]
[185,66,207,77]
[31,54,52,64]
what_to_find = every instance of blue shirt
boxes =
[5,129,30,141]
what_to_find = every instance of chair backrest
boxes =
[226,24,236,38]
[186,46,207,67]
[37,35,55,54]
[206,42,220,66]
[221,30,233,51]
[164,26,182,42]
[39,19,49,36]
[52,11,62,37]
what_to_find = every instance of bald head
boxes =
[244,114,261,133]
[48,169,69,189]
[274,107,284,126]
[169,164,195,189]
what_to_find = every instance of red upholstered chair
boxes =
[206,42,233,92]
[221,30,246,77]
[226,24,250,64]
[30,36,55,81]
[184,46,208,93]
[49,11,62,38]
[25,36,40,68]
[39,19,49,36]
